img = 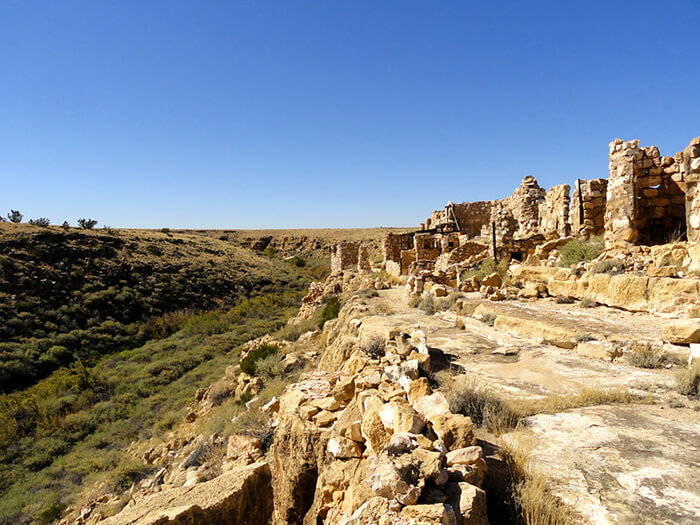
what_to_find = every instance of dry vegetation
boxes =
[0,223,329,524]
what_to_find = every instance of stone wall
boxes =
[570,178,607,238]
[605,138,692,248]
[538,184,571,239]
[331,242,359,273]
[383,232,415,275]
[683,137,700,242]
[414,232,442,263]
[506,176,547,237]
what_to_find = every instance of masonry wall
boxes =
[330,241,359,273]
[683,137,700,242]
[538,184,571,239]
[605,138,690,248]
[383,233,414,264]
[570,178,607,238]
[414,232,441,262]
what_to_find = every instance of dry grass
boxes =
[625,346,665,369]
[676,362,700,397]
[437,372,649,435]
[501,432,581,525]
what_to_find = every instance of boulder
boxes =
[661,320,700,344]
[429,414,475,451]
[445,446,482,466]
[327,436,362,459]
[101,461,272,525]
[481,272,502,288]
[400,503,457,525]
[444,482,489,525]
[412,392,451,421]
[407,378,433,403]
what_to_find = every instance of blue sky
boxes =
[1,1,698,229]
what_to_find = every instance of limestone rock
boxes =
[444,482,489,525]
[100,461,272,525]
[429,414,475,451]
[413,392,451,421]
[328,436,362,459]
[445,446,483,466]
[661,320,700,344]
[400,503,457,525]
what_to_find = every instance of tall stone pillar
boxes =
[684,137,700,242]
[604,139,639,248]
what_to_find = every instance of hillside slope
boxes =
[0,224,311,392]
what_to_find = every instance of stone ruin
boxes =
[380,136,700,281]
[330,241,371,273]
[605,138,699,248]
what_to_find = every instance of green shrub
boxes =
[315,296,341,328]
[275,318,317,341]
[7,210,23,223]
[29,218,50,227]
[77,218,98,229]
[240,343,279,376]
[288,255,306,267]
[558,237,603,267]
[254,352,284,379]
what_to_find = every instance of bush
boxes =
[254,352,284,379]
[555,296,574,304]
[559,237,603,267]
[160,228,171,233]
[275,318,317,341]
[361,336,386,359]
[7,210,23,223]
[480,313,496,327]
[29,218,50,227]
[580,298,597,308]
[591,258,625,275]
[240,343,279,375]
[77,218,98,229]
[418,295,435,315]
[676,362,700,397]
[315,296,341,328]
[408,295,421,308]
[461,257,510,283]
[228,409,274,451]
[61,221,70,230]
[288,255,306,267]
[625,346,665,369]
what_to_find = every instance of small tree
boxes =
[7,210,22,223]
[77,218,98,229]
[29,218,50,227]
[62,221,70,230]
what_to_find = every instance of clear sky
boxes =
[1,1,698,229]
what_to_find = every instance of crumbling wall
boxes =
[633,146,685,245]
[414,232,441,262]
[538,184,571,239]
[506,176,546,238]
[684,137,700,242]
[450,201,493,236]
[570,178,607,238]
[605,138,689,248]
[330,242,359,273]
[383,233,414,275]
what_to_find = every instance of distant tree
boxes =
[28,218,50,227]
[7,210,23,223]
[77,218,98,229]
[62,221,70,230]
[0,216,6,222]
